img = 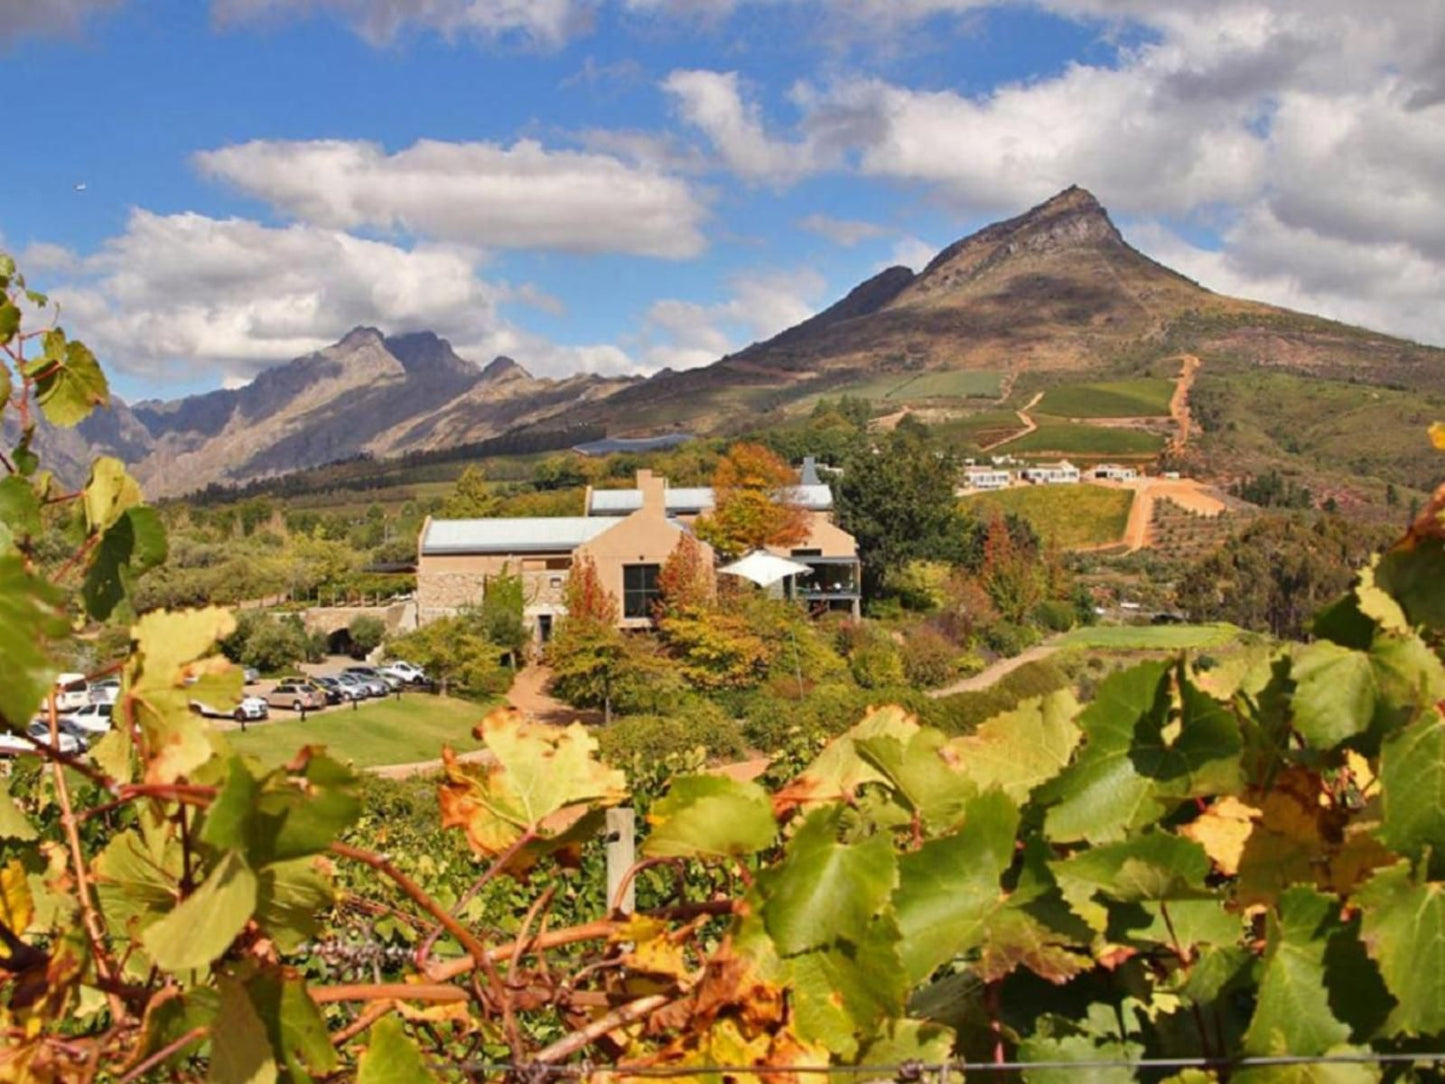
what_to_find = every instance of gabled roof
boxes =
[421,517,616,555]
[586,484,835,516]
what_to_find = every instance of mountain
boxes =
[27,186,1444,498]
[582,186,1444,432]
[76,329,633,497]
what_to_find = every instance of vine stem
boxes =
[416,825,537,969]
[45,695,123,1019]
[332,1002,393,1047]
[427,899,738,983]
[115,1026,207,1084]
[310,982,469,1004]
[532,993,674,1064]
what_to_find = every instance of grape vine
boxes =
[3,249,1445,1082]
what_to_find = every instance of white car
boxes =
[190,696,269,723]
[61,702,114,743]
[381,661,427,686]
[88,678,120,705]
[53,673,90,713]
[0,720,83,758]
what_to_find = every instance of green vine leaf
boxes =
[357,1017,438,1084]
[1355,861,1445,1037]
[32,336,109,428]
[210,974,278,1084]
[643,774,777,859]
[1290,641,1377,750]
[1376,705,1445,871]
[855,726,976,833]
[941,689,1081,804]
[1243,887,1353,1057]
[0,555,69,730]
[83,505,167,621]
[142,851,257,973]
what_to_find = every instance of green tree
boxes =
[387,614,509,699]
[348,614,386,659]
[482,565,528,666]
[835,427,970,597]
[441,464,501,518]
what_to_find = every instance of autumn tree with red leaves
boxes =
[695,443,809,559]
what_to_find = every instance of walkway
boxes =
[1168,354,1200,455]
[927,640,1062,699]
[980,390,1044,451]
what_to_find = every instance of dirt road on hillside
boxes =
[928,640,1063,699]
[981,391,1044,451]
[1118,476,1227,551]
[1169,355,1200,454]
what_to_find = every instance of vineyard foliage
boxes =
[3,251,1445,1080]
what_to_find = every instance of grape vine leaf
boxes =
[855,726,976,832]
[1181,797,1260,877]
[1242,888,1373,1084]
[247,968,339,1081]
[773,706,920,813]
[82,455,143,534]
[759,805,897,956]
[857,1018,955,1072]
[0,860,33,934]
[1235,770,1338,908]
[643,774,777,859]
[1355,861,1445,1037]
[1290,641,1377,750]
[0,781,35,842]
[1042,662,1241,844]
[83,506,167,621]
[893,790,1019,983]
[1374,490,1445,631]
[1051,831,1212,936]
[31,336,109,428]
[0,555,69,730]
[357,1017,438,1084]
[142,851,257,973]
[940,689,1081,803]
[437,707,627,863]
[0,475,42,555]
[255,857,336,954]
[786,916,908,1060]
[1376,705,1445,872]
[210,975,278,1084]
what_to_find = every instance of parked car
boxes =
[305,678,344,706]
[88,678,120,705]
[344,665,401,692]
[243,667,260,685]
[189,696,269,723]
[382,660,428,686]
[0,720,83,757]
[266,680,327,712]
[337,672,384,698]
[315,675,362,702]
[61,701,114,743]
[54,673,90,713]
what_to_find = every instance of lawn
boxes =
[886,370,1005,400]
[1040,378,1175,418]
[225,693,493,770]
[962,484,1135,548]
[1009,418,1165,456]
[1054,623,1241,650]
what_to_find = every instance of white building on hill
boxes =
[1091,463,1138,481]
[1022,460,1081,485]
[963,464,1013,491]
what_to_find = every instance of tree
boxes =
[348,614,386,658]
[387,614,510,699]
[482,565,528,666]
[547,555,628,720]
[978,513,1047,623]
[441,464,501,518]
[657,533,712,616]
[695,442,808,558]
[835,427,970,596]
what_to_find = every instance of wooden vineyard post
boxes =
[606,807,636,915]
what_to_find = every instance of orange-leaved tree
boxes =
[657,533,713,616]
[695,442,808,558]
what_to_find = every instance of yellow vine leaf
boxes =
[0,859,33,937]
[1235,770,1335,907]
[1182,797,1261,877]
[437,706,627,862]
[1430,421,1445,451]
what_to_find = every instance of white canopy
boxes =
[718,551,814,588]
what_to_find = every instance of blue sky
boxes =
[4,0,1441,400]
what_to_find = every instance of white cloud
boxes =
[885,236,939,272]
[634,267,826,370]
[209,0,588,49]
[194,137,708,258]
[46,209,539,384]
[797,213,888,247]
[662,70,826,186]
[0,0,121,41]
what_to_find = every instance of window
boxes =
[623,564,661,619]
[791,548,822,557]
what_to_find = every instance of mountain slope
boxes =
[585,186,1443,433]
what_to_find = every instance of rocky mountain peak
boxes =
[383,331,478,383]
[337,325,386,348]
[481,355,532,383]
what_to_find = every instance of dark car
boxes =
[314,676,359,703]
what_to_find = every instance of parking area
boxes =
[217,657,433,729]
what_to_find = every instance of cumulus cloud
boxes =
[44,209,567,384]
[0,0,121,41]
[634,267,826,370]
[194,138,708,259]
[209,0,588,49]
[797,213,888,247]
[662,70,827,186]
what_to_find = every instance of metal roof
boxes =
[421,517,617,555]
[586,484,834,515]
[572,434,694,456]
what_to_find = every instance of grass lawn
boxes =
[1010,418,1166,456]
[886,370,1005,400]
[962,484,1135,548]
[1041,378,1175,418]
[225,693,493,770]
[1055,623,1241,650]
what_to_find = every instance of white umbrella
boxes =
[718,551,814,588]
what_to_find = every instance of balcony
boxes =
[787,556,861,602]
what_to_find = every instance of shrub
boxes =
[739,681,932,753]
[982,620,1039,658]
[900,627,957,688]
[238,614,311,672]
[597,700,749,766]
[1031,599,1078,633]
[849,638,906,689]
[348,615,386,658]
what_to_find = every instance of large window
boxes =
[623,564,661,619]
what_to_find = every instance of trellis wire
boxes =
[446,1052,1445,1078]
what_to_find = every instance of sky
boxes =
[3,0,1443,401]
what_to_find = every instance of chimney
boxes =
[800,455,821,486]
[636,469,667,513]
